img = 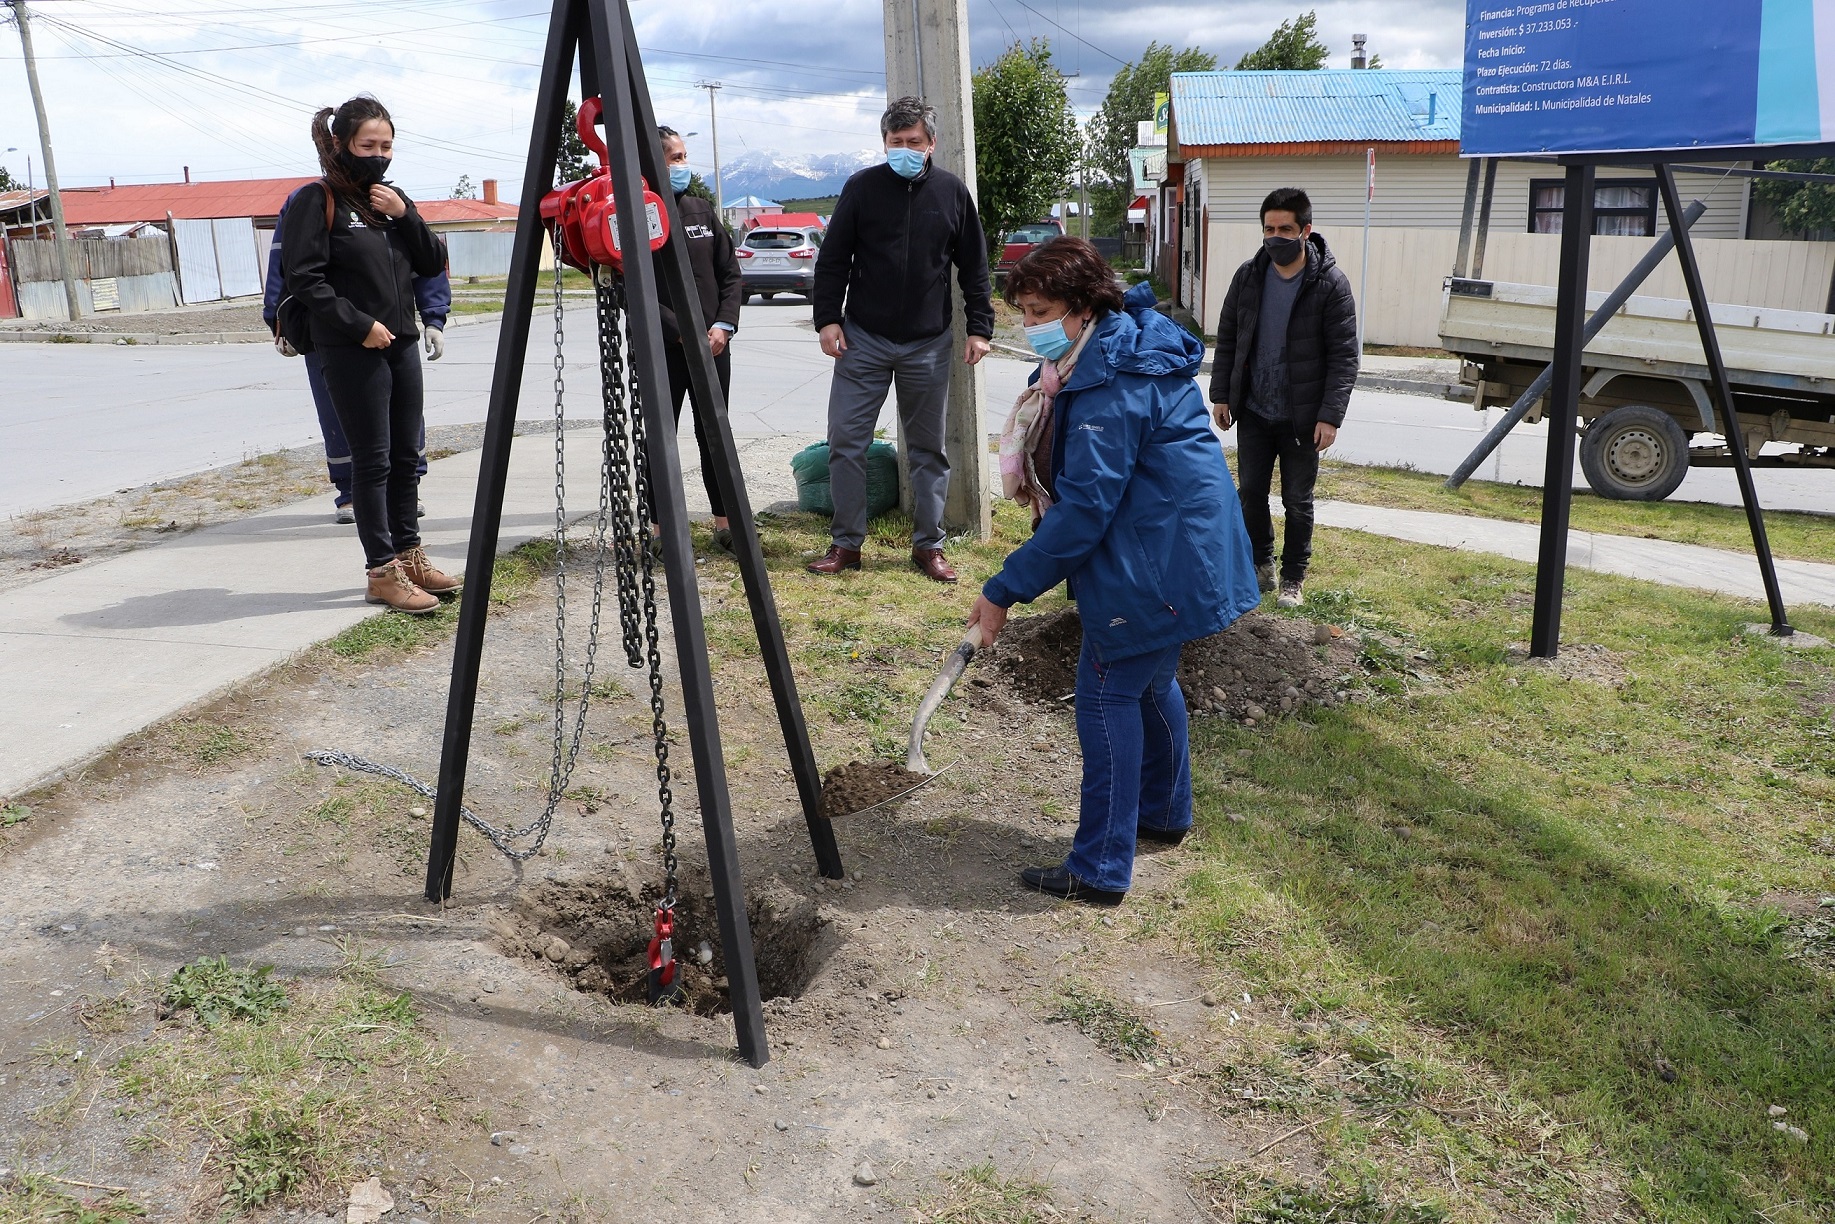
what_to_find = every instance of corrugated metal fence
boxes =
[444,230,515,279]
[171,216,263,304]
[8,235,179,320]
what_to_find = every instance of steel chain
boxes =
[309,245,677,890]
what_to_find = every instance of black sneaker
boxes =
[1137,826,1189,846]
[1019,864,1126,907]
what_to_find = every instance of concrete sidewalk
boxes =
[0,428,808,800]
[1311,500,1835,608]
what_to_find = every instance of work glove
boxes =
[423,326,444,362]
[274,334,298,358]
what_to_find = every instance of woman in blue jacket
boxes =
[969,238,1260,906]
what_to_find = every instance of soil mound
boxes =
[986,607,1362,724]
[819,759,929,818]
[491,870,820,1015]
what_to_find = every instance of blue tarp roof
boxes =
[1170,70,1462,147]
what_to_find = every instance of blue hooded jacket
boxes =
[262,185,451,333]
[983,282,1260,659]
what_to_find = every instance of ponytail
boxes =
[312,95,393,227]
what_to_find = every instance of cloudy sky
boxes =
[1,0,1465,203]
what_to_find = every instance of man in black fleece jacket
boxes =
[809,96,994,583]
[1209,187,1358,607]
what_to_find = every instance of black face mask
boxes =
[339,151,392,186]
[1264,234,1305,266]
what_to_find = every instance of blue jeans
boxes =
[304,351,425,507]
[1064,636,1192,893]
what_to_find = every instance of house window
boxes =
[1529,178,1659,236]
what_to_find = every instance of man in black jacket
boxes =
[1210,187,1358,607]
[809,96,994,582]
[657,126,744,550]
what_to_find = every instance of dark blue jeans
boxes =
[1064,636,1192,893]
[316,339,425,569]
[304,351,425,507]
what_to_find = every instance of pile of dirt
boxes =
[489,870,821,1015]
[985,607,1364,724]
[818,759,929,818]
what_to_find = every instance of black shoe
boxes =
[1137,826,1189,846]
[1019,864,1126,907]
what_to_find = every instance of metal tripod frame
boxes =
[1526,155,1795,657]
[421,0,844,1068]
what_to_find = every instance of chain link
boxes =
[309,238,678,888]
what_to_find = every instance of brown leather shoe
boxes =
[366,559,439,615]
[807,545,862,575]
[396,545,461,594]
[912,547,958,583]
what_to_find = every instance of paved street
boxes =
[3,298,1832,518]
[0,299,1031,517]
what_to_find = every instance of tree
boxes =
[1754,159,1835,236]
[0,164,21,193]
[1236,11,1329,70]
[972,39,1080,261]
[557,99,594,185]
[684,172,715,205]
[451,174,478,200]
[1086,42,1217,235]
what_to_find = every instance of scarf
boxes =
[997,322,1095,526]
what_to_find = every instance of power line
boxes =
[1004,0,1126,66]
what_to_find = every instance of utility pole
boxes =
[696,80,724,216]
[10,0,83,321]
[886,0,988,539]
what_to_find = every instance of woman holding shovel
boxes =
[968,238,1260,906]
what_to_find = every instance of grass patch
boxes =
[914,1163,1059,1223]
[1203,1174,1447,1223]
[1049,980,1159,1062]
[1,803,28,828]
[0,1173,147,1222]
[1311,459,1835,562]
[162,957,289,1028]
[107,961,454,1210]
[1181,527,1835,1222]
[156,720,255,772]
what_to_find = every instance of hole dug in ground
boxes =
[490,868,822,1016]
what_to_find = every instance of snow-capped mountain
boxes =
[716,149,880,202]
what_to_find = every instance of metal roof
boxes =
[1170,70,1462,149]
[59,177,318,224]
[417,197,520,224]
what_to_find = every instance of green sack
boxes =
[790,441,900,518]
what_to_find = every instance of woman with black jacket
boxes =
[656,126,743,551]
[281,94,456,613]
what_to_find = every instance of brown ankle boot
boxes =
[396,545,461,594]
[366,559,439,614]
[806,545,862,575]
[911,547,958,583]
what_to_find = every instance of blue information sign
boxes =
[1462,0,1835,156]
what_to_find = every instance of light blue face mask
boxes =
[669,164,693,194]
[1024,316,1074,361]
[886,147,928,179]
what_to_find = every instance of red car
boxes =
[995,220,1064,281]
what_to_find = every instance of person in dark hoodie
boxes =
[263,184,450,524]
[656,125,743,552]
[809,95,994,583]
[1209,187,1358,608]
[969,238,1261,907]
[281,94,454,615]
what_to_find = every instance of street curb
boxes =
[0,329,268,346]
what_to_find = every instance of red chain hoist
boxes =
[539,96,670,275]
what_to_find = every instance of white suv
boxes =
[738,227,821,301]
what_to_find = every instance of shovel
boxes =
[906,624,984,774]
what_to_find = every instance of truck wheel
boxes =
[1579,405,1690,501]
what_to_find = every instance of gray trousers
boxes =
[825,322,953,551]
